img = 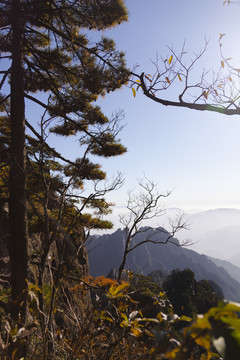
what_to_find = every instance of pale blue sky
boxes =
[30,1,240,219]
[91,0,240,212]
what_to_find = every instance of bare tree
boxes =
[117,178,189,281]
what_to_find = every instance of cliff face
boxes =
[87,228,240,302]
[0,214,90,291]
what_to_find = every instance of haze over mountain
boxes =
[175,208,240,266]
[98,208,240,266]
[87,227,240,302]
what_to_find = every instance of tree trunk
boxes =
[9,0,28,324]
[118,233,131,282]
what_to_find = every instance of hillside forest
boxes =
[1,0,240,359]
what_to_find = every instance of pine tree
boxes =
[0,0,129,324]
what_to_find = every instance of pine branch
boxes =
[25,119,76,166]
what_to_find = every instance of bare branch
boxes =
[131,40,240,115]
[117,178,189,281]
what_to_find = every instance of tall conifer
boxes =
[0,0,129,324]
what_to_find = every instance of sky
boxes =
[26,1,240,229]
[86,0,240,215]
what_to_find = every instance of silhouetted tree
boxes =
[196,279,223,314]
[163,268,197,317]
[0,0,129,328]
[163,269,223,317]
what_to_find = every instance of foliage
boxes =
[148,269,168,287]
[163,269,224,318]
[1,272,240,359]
[163,269,198,317]
[185,301,240,360]
[196,280,224,315]
[0,0,129,331]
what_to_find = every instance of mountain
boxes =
[208,256,240,283]
[87,227,240,302]
[176,208,240,265]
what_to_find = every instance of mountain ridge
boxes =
[87,227,240,302]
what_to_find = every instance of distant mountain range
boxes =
[87,227,240,302]
[176,208,240,266]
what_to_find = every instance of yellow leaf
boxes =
[229,76,232,82]
[178,74,182,82]
[166,77,170,84]
[168,55,173,64]
[221,60,225,68]
[157,312,165,322]
[219,33,225,40]
[121,313,128,322]
[131,327,142,337]
[110,283,129,296]
[136,79,141,83]
[132,87,136,97]
[164,348,180,358]
[234,68,240,72]
[117,283,129,292]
